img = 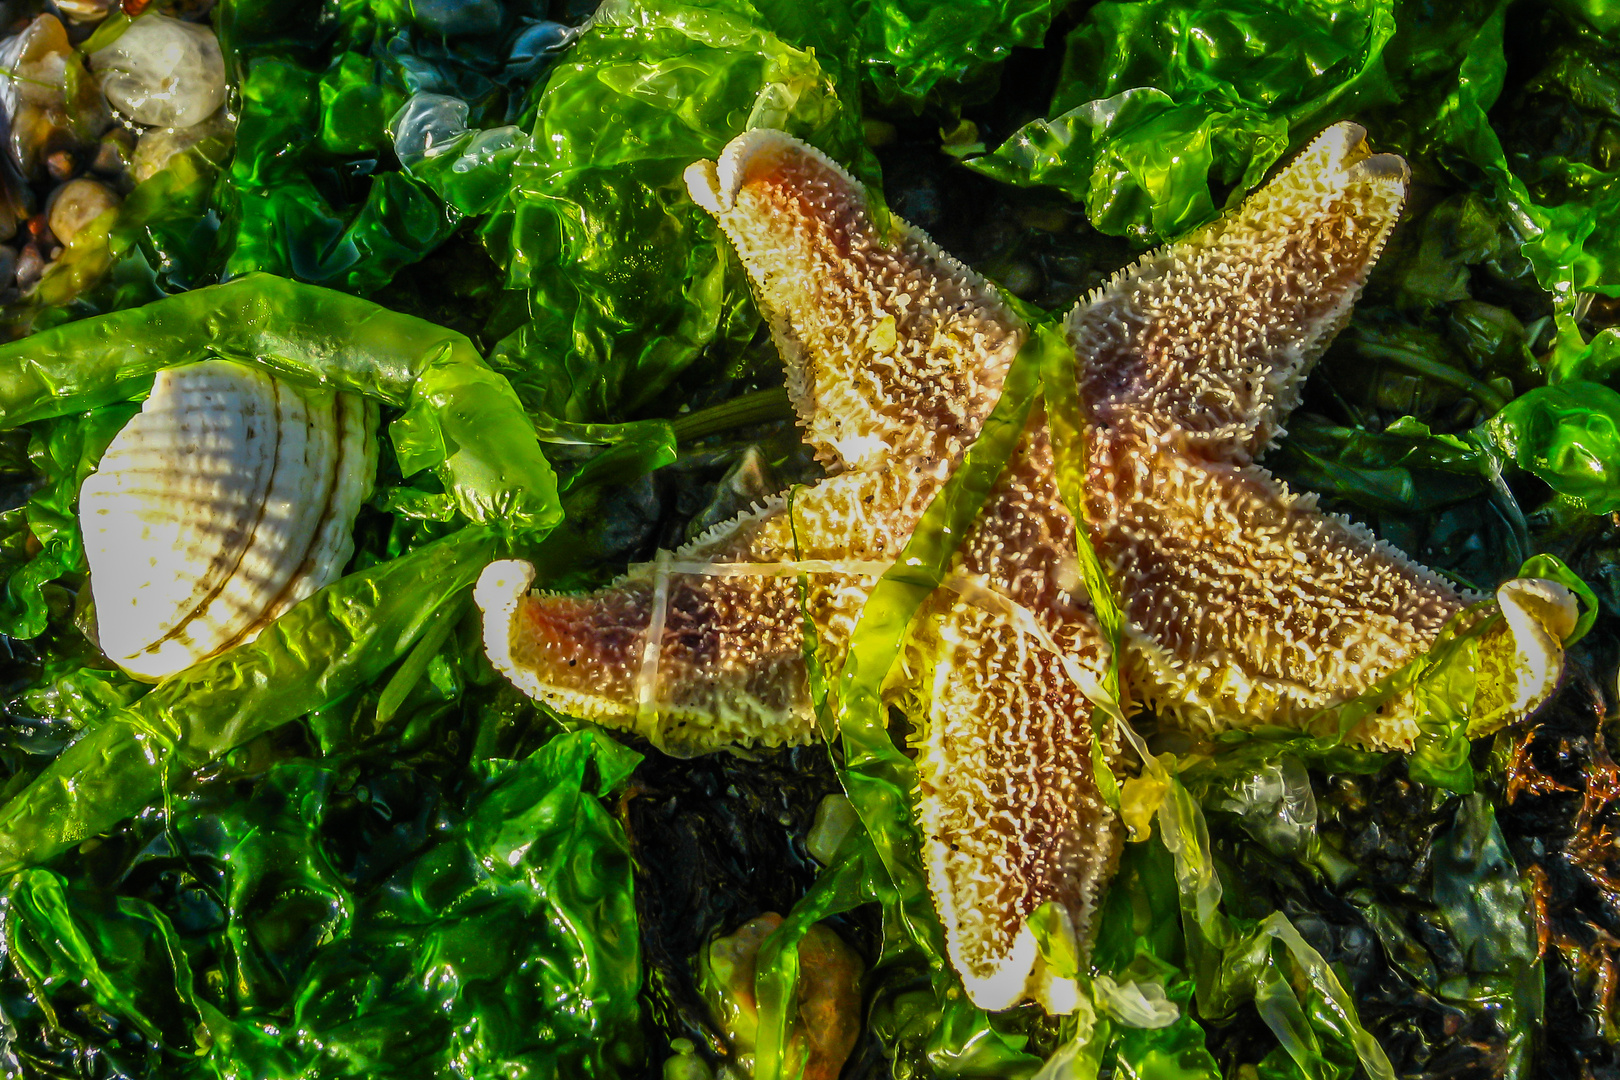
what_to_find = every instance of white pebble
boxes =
[90,15,226,129]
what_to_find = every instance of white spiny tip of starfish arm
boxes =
[1255,121,1409,221]
[1497,577,1578,712]
[952,921,1039,1012]
[475,559,543,700]
[687,128,862,217]
[1306,121,1411,184]
[684,160,725,214]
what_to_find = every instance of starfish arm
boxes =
[686,130,1025,473]
[1070,122,1409,465]
[474,555,812,752]
[913,602,1119,1014]
[475,468,943,753]
[897,417,1121,1012]
[1090,430,1574,746]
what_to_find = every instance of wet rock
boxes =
[0,15,76,177]
[662,1039,716,1080]
[702,913,863,1080]
[0,183,21,245]
[2,15,70,111]
[682,446,782,544]
[163,0,222,20]
[44,150,76,182]
[863,118,897,148]
[1000,260,1039,296]
[806,794,859,865]
[14,245,46,291]
[89,14,226,128]
[23,212,53,251]
[0,247,17,289]
[54,0,119,22]
[130,107,233,183]
[46,178,120,245]
[0,181,24,245]
[91,126,137,179]
[408,0,502,35]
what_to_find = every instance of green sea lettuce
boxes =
[3,729,642,1078]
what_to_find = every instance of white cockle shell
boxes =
[79,359,378,680]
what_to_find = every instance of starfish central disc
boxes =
[475,124,1577,1012]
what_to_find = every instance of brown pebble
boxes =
[45,150,76,182]
[703,913,864,1080]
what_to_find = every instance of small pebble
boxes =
[661,1039,715,1080]
[90,14,227,128]
[1001,261,1039,296]
[54,0,118,21]
[1,15,71,109]
[1016,204,1072,233]
[92,127,137,178]
[408,0,502,35]
[45,150,76,182]
[131,109,233,183]
[14,245,46,291]
[704,914,863,1080]
[162,0,222,19]
[0,190,22,244]
[807,794,858,864]
[47,178,121,245]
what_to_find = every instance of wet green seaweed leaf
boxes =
[858,0,1070,109]
[481,0,863,423]
[1481,382,1620,514]
[210,0,571,295]
[968,0,1398,242]
[3,729,643,1078]
[0,525,497,874]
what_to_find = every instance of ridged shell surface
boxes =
[79,359,378,680]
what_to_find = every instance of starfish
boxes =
[474,124,1576,1012]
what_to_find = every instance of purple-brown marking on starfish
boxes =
[475,124,1576,1013]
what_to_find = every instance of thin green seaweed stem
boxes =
[1356,342,1511,414]
[670,387,794,443]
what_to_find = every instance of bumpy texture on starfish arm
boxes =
[908,416,1120,1011]
[1075,124,1409,465]
[476,467,937,752]
[1068,123,1577,746]
[479,129,1119,1012]
[477,130,1035,748]
[476,124,1578,1013]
